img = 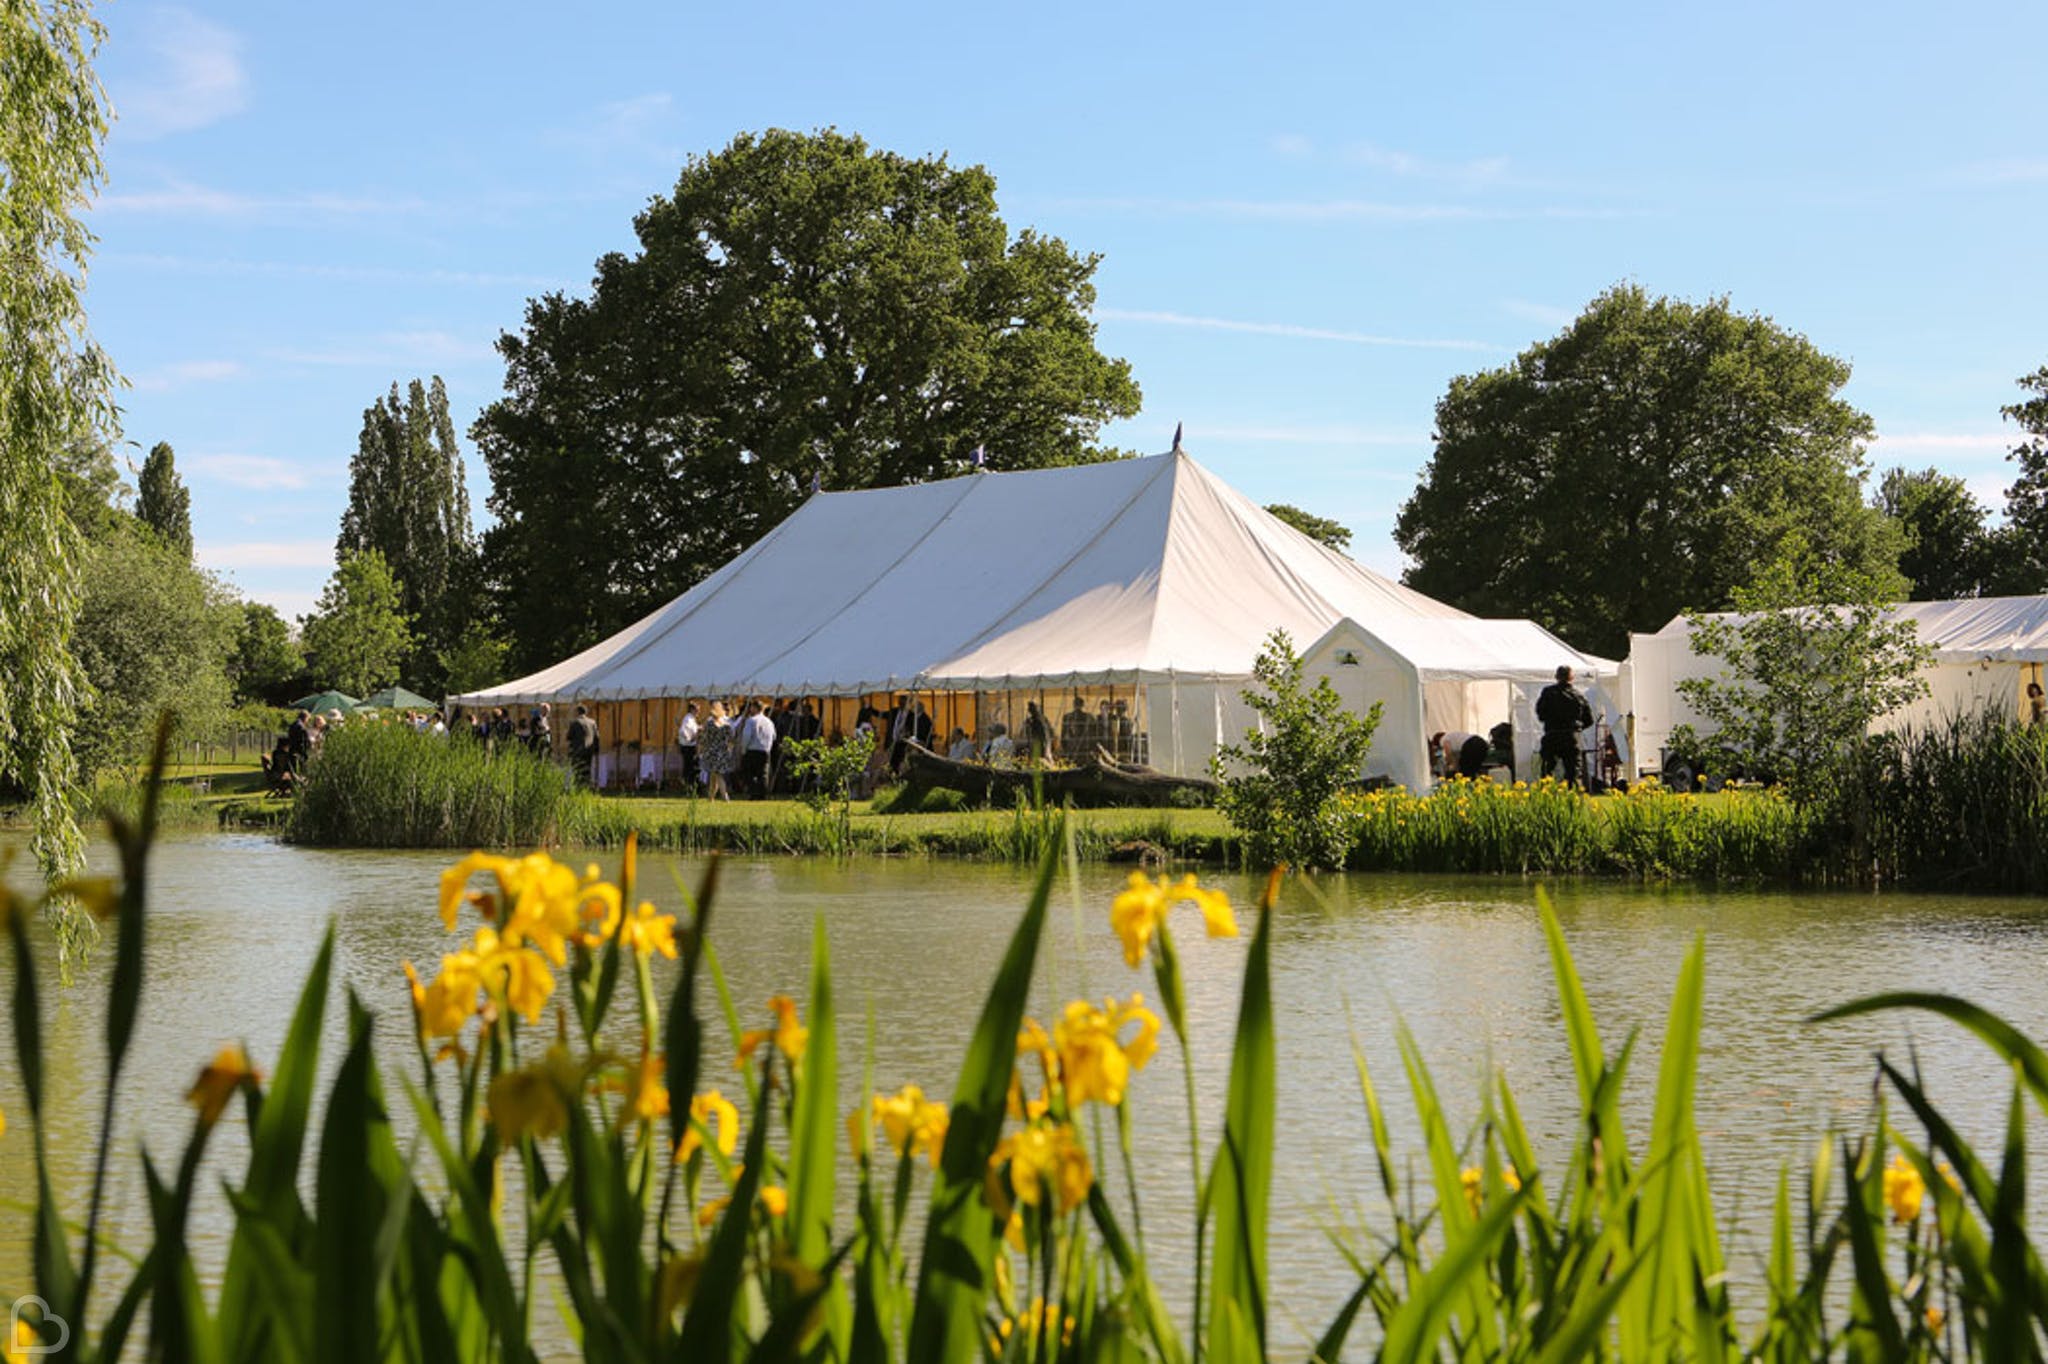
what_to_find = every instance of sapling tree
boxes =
[1678,534,1930,807]
[781,733,873,849]
[1212,629,1381,870]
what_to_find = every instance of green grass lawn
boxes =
[585,791,1230,836]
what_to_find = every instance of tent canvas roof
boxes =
[1648,595,2048,664]
[454,451,1471,704]
[360,685,439,711]
[1308,615,1613,682]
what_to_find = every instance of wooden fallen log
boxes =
[898,742,1217,809]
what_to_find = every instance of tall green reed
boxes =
[287,721,569,848]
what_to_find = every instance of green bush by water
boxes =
[287,721,569,847]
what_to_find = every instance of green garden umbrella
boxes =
[290,690,360,715]
[360,685,438,711]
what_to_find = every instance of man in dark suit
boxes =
[1535,666,1594,787]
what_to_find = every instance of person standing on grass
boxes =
[286,710,312,774]
[1535,665,1594,788]
[1023,701,1053,762]
[677,701,701,790]
[740,700,776,799]
[567,705,600,788]
[699,701,735,800]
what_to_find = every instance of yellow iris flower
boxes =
[736,994,809,1069]
[1051,995,1160,1107]
[1884,1154,1926,1224]
[620,900,680,960]
[441,850,622,966]
[991,1119,1092,1215]
[677,1089,741,1162]
[187,1044,258,1127]
[625,1050,669,1123]
[871,1084,950,1165]
[469,926,555,1022]
[1109,872,1236,968]
[487,1044,581,1142]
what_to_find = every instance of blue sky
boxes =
[86,1,2048,619]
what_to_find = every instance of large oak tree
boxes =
[1394,285,1901,657]
[474,128,1141,672]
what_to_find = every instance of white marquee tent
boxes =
[455,450,1601,786]
[1302,616,1619,792]
[1623,595,2048,775]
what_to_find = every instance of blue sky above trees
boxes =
[87,1,2048,618]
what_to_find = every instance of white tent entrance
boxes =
[1301,617,1618,791]
[453,450,1597,786]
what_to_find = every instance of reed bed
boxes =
[287,721,570,848]
[1842,710,2048,893]
[1342,776,1812,882]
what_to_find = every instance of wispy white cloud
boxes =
[128,358,243,392]
[1345,141,1511,189]
[102,251,568,290]
[1097,307,1499,352]
[1048,195,1631,223]
[546,92,683,167]
[1499,297,1576,328]
[270,329,496,369]
[1269,132,1314,160]
[95,180,431,220]
[244,588,321,622]
[1956,158,2048,185]
[190,454,331,490]
[199,540,335,570]
[116,7,247,140]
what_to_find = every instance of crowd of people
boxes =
[266,700,606,791]
[264,688,1162,801]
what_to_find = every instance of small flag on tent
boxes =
[970,445,987,468]
[1170,422,1184,452]
[810,468,822,493]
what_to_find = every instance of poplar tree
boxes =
[1,0,117,887]
[336,376,474,685]
[135,439,193,558]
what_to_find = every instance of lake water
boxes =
[4,832,2047,1351]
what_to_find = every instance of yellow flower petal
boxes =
[187,1044,258,1126]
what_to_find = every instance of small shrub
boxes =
[1212,629,1380,870]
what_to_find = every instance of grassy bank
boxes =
[557,791,1236,863]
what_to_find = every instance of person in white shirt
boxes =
[739,701,776,799]
[946,727,976,762]
[984,723,1016,764]
[677,702,701,789]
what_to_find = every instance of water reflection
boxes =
[4,835,2047,1349]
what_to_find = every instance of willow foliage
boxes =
[0,0,117,900]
